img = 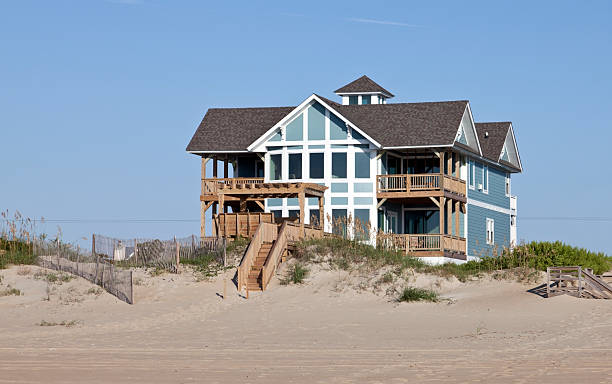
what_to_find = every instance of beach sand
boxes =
[1,264,611,383]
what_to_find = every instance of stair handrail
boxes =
[238,222,276,292]
[261,221,288,290]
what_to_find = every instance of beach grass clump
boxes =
[293,237,611,281]
[397,287,438,302]
[180,250,224,277]
[0,286,22,297]
[38,320,79,327]
[281,263,308,285]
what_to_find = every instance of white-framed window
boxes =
[482,164,489,194]
[486,218,495,245]
[505,173,511,197]
[468,159,475,189]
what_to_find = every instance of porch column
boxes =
[439,197,445,236]
[455,153,460,179]
[318,196,324,233]
[200,157,208,238]
[298,191,305,234]
[447,198,452,236]
[223,156,229,213]
[218,193,225,238]
[212,156,218,216]
[446,151,452,176]
[455,200,460,237]
[439,152,444,175]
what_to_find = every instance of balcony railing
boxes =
[201,177,265,195]
[377,233,466,255]
[377,173,466,197]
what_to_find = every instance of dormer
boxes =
[334,75,395,105]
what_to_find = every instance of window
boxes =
[482,165,489,194]
[308,102,326,140]
[270,154,282,180]
[332,153,347,178]
[486,218,495,245]
[332,209,347,237]
[329,114,347,139]
[285,115,303,141]
[468,159,475,189]
[271,210,282,219]
[354,151,370,178]
[361,95,371,104]
[309,209,320,226]
[288,210,300,218]
[309,153,324,179]
[354,209,370,240]
[505,173,511,196]
[348,95,358,105]
[288,153,302,179]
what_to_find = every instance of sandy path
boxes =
[1,265,611,383]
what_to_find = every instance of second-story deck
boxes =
[377,173,466,201]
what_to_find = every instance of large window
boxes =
[308,103,326,140]
[332,153,347,178]
[354,209,370,240]
[309,153,324,179]
[332,209,347,237]
[354,151,370,178]
[270,154,282,180]
[329,114,348,139]
[361,95,371,104]
[486,218,495,245]
[309,209,320,226]
[288,153,302,179]
[348,95,358,105]
[286,115,303,141]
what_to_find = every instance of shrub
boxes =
[281,263,308,285]
[0,286,22,297]
[397,287,438,302]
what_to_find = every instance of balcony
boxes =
[377,173,466,200]
[201,177,265,196]
[377,233,466,259]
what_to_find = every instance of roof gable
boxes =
[475,122,522,172]
[334,75,394,97]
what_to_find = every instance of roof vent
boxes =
[485,131,489,138]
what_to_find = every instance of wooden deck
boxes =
[547,266,612,299]
[377,233,466,259]
[377,173,466,200]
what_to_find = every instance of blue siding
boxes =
[467,205,510,257]
[468,160,510,209]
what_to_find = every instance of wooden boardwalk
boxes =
[547,266,612,299]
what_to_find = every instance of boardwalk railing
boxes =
[377,173,466,196]
[547,266,612,299]
[237,222,277,292]
[377,233,466,254]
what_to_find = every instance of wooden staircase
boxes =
[246,241,274,291]
[547,266,612,299]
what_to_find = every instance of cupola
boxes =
[334,75,394,105]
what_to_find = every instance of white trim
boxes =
[188,150,249,154]
[336,91,394,98]
[468,158,475,190]
[383,144,454,150]
[505,172,511,197]
[247,94,382,151]
[501,123,523,172]
[465,103,483,156]
[467,198,513,215]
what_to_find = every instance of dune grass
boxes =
[397,287,439,302]
[281,263,309,285]
[294,237,612,281]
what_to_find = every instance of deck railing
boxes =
[202,177,264,195]
[214,212,274,238]
[377,233,466,254]
[377,173,466,196]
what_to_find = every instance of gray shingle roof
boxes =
[335,100,468,148]
[187,98,472,152]
[474,122,510,162]
[334,75,395,97]
[186,106,294,152]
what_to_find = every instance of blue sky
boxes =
[1,0,611,253]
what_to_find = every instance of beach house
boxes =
[187,76,522,271]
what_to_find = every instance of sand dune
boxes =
[1,264,611,383]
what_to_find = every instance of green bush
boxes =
[397,287,438,302]
[281,263,308,285]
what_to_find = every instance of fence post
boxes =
[578,267,583,298]
[223,237,227,267]
[130,270,134,304]
[175,236,180,273]
[546,267,550,298]
[56,238,60,271]
[76,245,81,276]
